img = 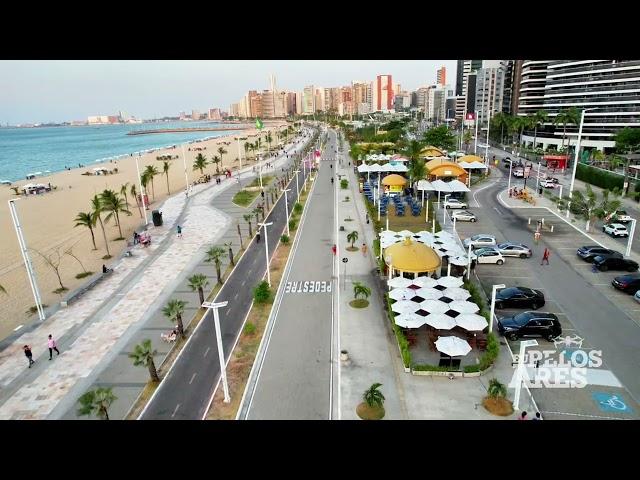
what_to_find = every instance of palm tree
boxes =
[554,107,581,153]
[162,160,171,194]
[91,195,111,258]
[74,211,97,250]
[353,281,371,301]
[144,165,159,201]
[408,158,426,194]
[193,153,208,175]
[210,155,221,174]
[253,207,261,226]
[556,184,621,231]
[77,387,117,420]
[532,110,548,150]
[347,230,359,249]
[120,182,131,207]
[130,184,142,218]
[243,214,253,237]
[265,132,273,155]
[129,339,159,382]
[403,140,423,163]
[224,241,235,266]
[0,284,7,295]
[100,189,131,240]
[217,146,227,171]
[487,378,507,398]
[205,245,226,285]
[140,172,151,207]
[244,142,251,161]
[363,382,385,408]
[188,273,209,306]
[162,299,187,338]
[463,130,473,152]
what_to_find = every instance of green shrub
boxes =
[385,294,411,368]
[413,364,456,372]
[373,239,380,257]
[340,179,348,189]
[576,163,624,191]
[253,281,271,304]
[293,202,303,214]
[463,364,481,373]
[288,219,297,231]
[243,322,256,335]
[280,234,290,244]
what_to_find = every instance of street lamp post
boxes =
[485,109,492,164]
[283,188,291,236]
[293,169,300,198]
[180,144,190,195]
[513,339,538,411]
[201,301,231,403]
[507,159,513,192]
[8,199,46,322]
[467,242,473,281]
[258,221,274,286]
[626,218,637,257]
[567,108,595,218]
[489,283,506,334]
[443,194,451,226]
[474,111,479,154]
[135,155,149,226]
[236,137,243,185]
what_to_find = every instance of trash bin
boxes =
[152,210,163,226]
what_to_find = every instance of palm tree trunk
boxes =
[228,247,235,266]
[135,196,142,218]
[151,179,156,201]
[166,173,170,194]
[216,264,222,284]
[98,215,111,257]
[123,191,129,208]
[88,226,97,250]
[198,288,204,305]
[115,211,123,239]
[248,222,252,237]
[102,407,109,420]
[148,361,160,382]
[176,313,184,337]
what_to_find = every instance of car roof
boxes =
[616,273,640,280]
[523,311,558,320]
[582,245,608,251]
[609,223,626,228]
[498,242,527,248]
[471,234,494,239]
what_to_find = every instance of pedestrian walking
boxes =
[331,244,337,256]
[532,412,542,420]
[23,345,35,368]
[47,335,60,360]
[534,231,541,244]
[541,248,550,265]
[365,213,369,224]
[517,411,528,420]
[177,225,182,238]
[256,232,261,243]
[361,243,368,256]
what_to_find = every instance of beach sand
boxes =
[0,121,290,340]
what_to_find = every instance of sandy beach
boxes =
[0,121,289,340]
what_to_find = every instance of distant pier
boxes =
[127,126,250,136]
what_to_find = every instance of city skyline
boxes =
[0,60,456,124]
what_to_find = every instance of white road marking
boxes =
[493,207,503,215]
[171,404,180,418]
[189,373,197,384]
[204,347,210,357]
[241,280,246,286]
[13,324,23,331]
[471,178,496,207]
[234,293,239,300]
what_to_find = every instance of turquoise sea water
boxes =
[0,121,244,182]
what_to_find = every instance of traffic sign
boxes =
[342,257,348,263]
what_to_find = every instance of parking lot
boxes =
[444,200,640,419]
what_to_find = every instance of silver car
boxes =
[463,234,497,249]
[452,210,477,222]
[497,242,533,258]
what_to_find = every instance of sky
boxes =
[0,60,457,124]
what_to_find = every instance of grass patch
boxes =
[102,255,112,260]
[243,322,256,335]
[232,190,259,207]
[349,299,369,308]
[247,175,274,188]
[356,403,385,420]
[26,304,48,315]
[75,271,94,279]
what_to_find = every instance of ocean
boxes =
[0,121,245,182]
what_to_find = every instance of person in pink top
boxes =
[47,334,60,360]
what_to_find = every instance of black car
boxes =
[495,287,545,310]
[593,255,639,272]
[497,312,562,341]
[612,273,640,294]
[577,245,622,262]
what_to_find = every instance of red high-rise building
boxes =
[374,75,393,111]
[436,66,447,86]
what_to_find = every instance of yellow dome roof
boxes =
[385,237,441,273]
[381,174,407,186]
[420,146,446,157]
[458,155,483,163]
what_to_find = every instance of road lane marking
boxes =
[241,280,246,286]
[472,179,498,207]
[493,207,504,215]
[189,373,197,385]
[204,347,210,357]
[13,324,23,331]
[172,404,180,418]
[234,293,239,300]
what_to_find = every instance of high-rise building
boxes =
[285,92,297,116]
[500,60,516,115]
[394,83,401,95]
[427,87,446,123]
[436,66,447,87]
[191,110,200,121]
[414,87,430,110]
[296,91,303,115]
[208,108,222,120]
[303,86,315,114]
[455,60,483,119]
[475,67,505,125]
[314,87,325,112]
[250,92,263,118]
[394,92,411,111]
[373,75,394,112]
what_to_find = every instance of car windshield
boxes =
[500,287,519,297]
[471,234,489,241]
[512,312,535,325]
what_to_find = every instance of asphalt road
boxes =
[140,130,315,420]
[244,129,336,419]
[476,148,640,405]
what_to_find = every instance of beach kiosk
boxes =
[384,237,441,279]
[381,173,407,196]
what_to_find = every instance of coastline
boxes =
[0,121,289,340]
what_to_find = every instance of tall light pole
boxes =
[135,155,149,226]
[236,137,243,184]
[180,144,190,194]
[467,242,473,281]
[489,283,506,334]
[258,221,274,286]
[626,218,637,257]
[283,188,291,236]
[513,339,538,411]
[507,159,513,192]
[201,301,230,403]
[485,109,492,164]
[8,199,45,321]
[474,111,479,154]
[293,169,300,198]
[302,153,307,192]
[443,194,451,226]
[567,108,595,217]
[258,155,264,189]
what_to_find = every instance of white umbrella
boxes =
[431,179,451,192]
[394,312,426,329]
[389,288,416,301]
[392,164,408,172]
[449,300,480,314]
[398,230,414,238]
[416,179,434,191]
[467,161,488,169]
[435,336,472,357]
[357,164,371,173]
[437,276,464,288]
[449,256,469,266]
[392,300,421,314]
[447,179,470,192]
[388,276,413,289]
[425,313,456,330]
[369,163,383,172]
[434,230,454,238]
[441,287,471,301]
[411,276,438,288]
[414,287,442,300]
[455,313,488,331]
[420,299,450,314]
[381,238,398,249]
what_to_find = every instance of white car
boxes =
[603,223,629,238]
[452,210,477,222]
[463,234,497,249]
[470,247,505,265]
[541,179,557,188]
[444,198,468,209]
[613,210,632,223]
[513,169,524,178]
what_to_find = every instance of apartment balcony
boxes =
[547,60,640,78]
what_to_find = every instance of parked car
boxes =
[452,210,477,222]
[470,247,505,265]
[513,169,524,178]
[634,290,640,304]
[612,273,640,294]
[541,179,557,188]
[498,312,562,341]
[444,198,467,209]
[603,223,629,237]
[463,234,497,249]
[613,210,632,224]
[496,242,533,258]
[577,245,622,262]
[495,287,545,310]
[593,255,639,272]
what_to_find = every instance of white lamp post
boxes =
[467,242,473,281]
[8,199,45,321]
[443,194,451,226]
[258,221,274,286]
[303,155,307,192]
[513,339,538,411]
[283,188,291,236]
[135,155,149,226]
[377,187,381,221]
[180,144,190,195]
[425,195,429,223]
[258,155,264,189]
[567,108,596,218]
[535,161,541,194]
[385,253,393,281]
[489,283,506,334]
[236,137,243,185]
[474,111,479,154]
[293,169,300,198]
[201,301,231,403]
[626,218,637,257]
[507,159,513,192]
[485,109,492,163]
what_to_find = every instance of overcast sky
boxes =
[0,60,457,124]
